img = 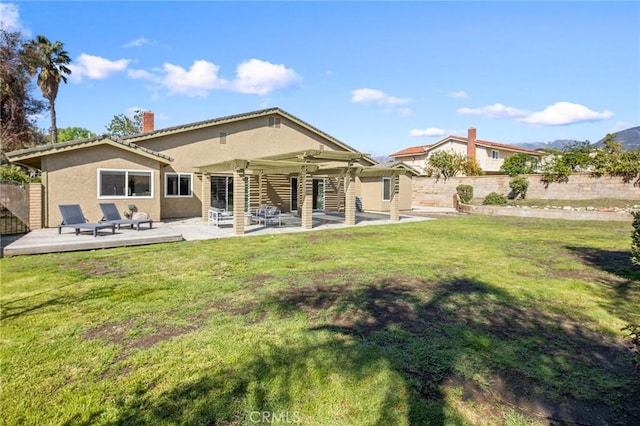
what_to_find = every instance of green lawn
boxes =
[2,216,639,425]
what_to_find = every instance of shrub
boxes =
[632,211,640,266]
[482,192,508,205]
[0,164,29,184]
[456,184,473,204]
[500,153,539,177]
[509,176,529,199]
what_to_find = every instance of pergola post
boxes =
[390,174,400,222]
[233,170,246,235]
[201,173,211,222]
[301,169,313,230]
[344,170,356,226]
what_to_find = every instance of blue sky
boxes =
[2,1,639,157]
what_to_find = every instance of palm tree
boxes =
[23,35,71,144]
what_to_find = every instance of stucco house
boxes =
[390,127,542,175]
[7,108,416,233]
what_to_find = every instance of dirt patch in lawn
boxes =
[83,314,205,365]
[265,274,640,424]
[307,231,382,244]
[60,259,128,277]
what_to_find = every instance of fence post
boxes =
[28,182,43,230]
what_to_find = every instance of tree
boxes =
[424,150,467,180]
[0,29,46,158]
[105,110,142,139]
[23,35,72,145]
[58,127,96,142]
[500,153,539,177]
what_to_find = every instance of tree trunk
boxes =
[48,97,57,144]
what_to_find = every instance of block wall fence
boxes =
[412,173,640,208]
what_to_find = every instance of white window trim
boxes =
[97,168,153,199]
[382,177,391,201]
[491,150,500,160]
[165,172,193,198]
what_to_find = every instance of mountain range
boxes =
[514,126,640,151]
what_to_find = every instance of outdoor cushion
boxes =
[99,203,153,231]
[58,204,116,237]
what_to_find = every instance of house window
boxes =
[98,169,152,198]
[491,150,499,160]
[219,132,227,144]
[268,117,281,128]
[165,173,192,197]
[382,177,391,201]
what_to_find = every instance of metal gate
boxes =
[0,181,29,235]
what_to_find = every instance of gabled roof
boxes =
[389,144,432,157]
[124,107,378,166]
[6,136,173,169]
[390,135,542,158]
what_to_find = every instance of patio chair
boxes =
[254,204,281,226]
[99,203,153,230]
[208,207,234,228]
[58,204,116,237]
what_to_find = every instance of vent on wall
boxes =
[268,117,281,128]
[219,132,227,144]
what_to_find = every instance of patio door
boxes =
[290,177,298,212]
[313,179,324,210]
[290,177,324,211]
[211,175,249,212]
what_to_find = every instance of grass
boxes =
[1,215,639,425]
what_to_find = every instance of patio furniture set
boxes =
[208,204,281,228]
[58,203,153,237]
[57,203,281,237]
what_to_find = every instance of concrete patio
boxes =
[1,210,453,257]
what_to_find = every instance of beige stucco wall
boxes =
[394,142,540,175]
[43,145,162,227]
[38,113,392,225]
[359,174,412,212]
[133,114,373,218]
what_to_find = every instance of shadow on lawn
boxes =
[74,276,640,425]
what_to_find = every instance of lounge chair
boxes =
[254,204,281,226]
[99,203,153,230]
[58,204,116,237]
[208,207,234,228]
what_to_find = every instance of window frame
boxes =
[382,177,391,201]
[491,150,500,160]
[97,168,153,199]
[165,172,193,198]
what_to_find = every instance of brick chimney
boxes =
[467,127,477,160]
[142,111,154,133]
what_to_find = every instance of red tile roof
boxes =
[389,144,432,157]
[391,135,541,157]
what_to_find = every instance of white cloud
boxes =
[397,107,413,116]
[122,37,151,48]
[231,59,301,95]
[157,59,300,97]
[68,54,130,82]
[162,60,229,97]
[520,102,614,125]
[457,103,528,119]
[351,88,411,106]
[0,3,29,35]
[410,128,446,137]
[127,68,158,81]
[449,90,468,99]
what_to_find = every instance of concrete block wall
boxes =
[412,173,640,208]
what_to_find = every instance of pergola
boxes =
[196,150,408,235]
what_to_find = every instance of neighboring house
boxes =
[390,128,543,175]
[7,108,414,229]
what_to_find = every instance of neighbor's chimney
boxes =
[142,111,155,133]
[467,127,477,160]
